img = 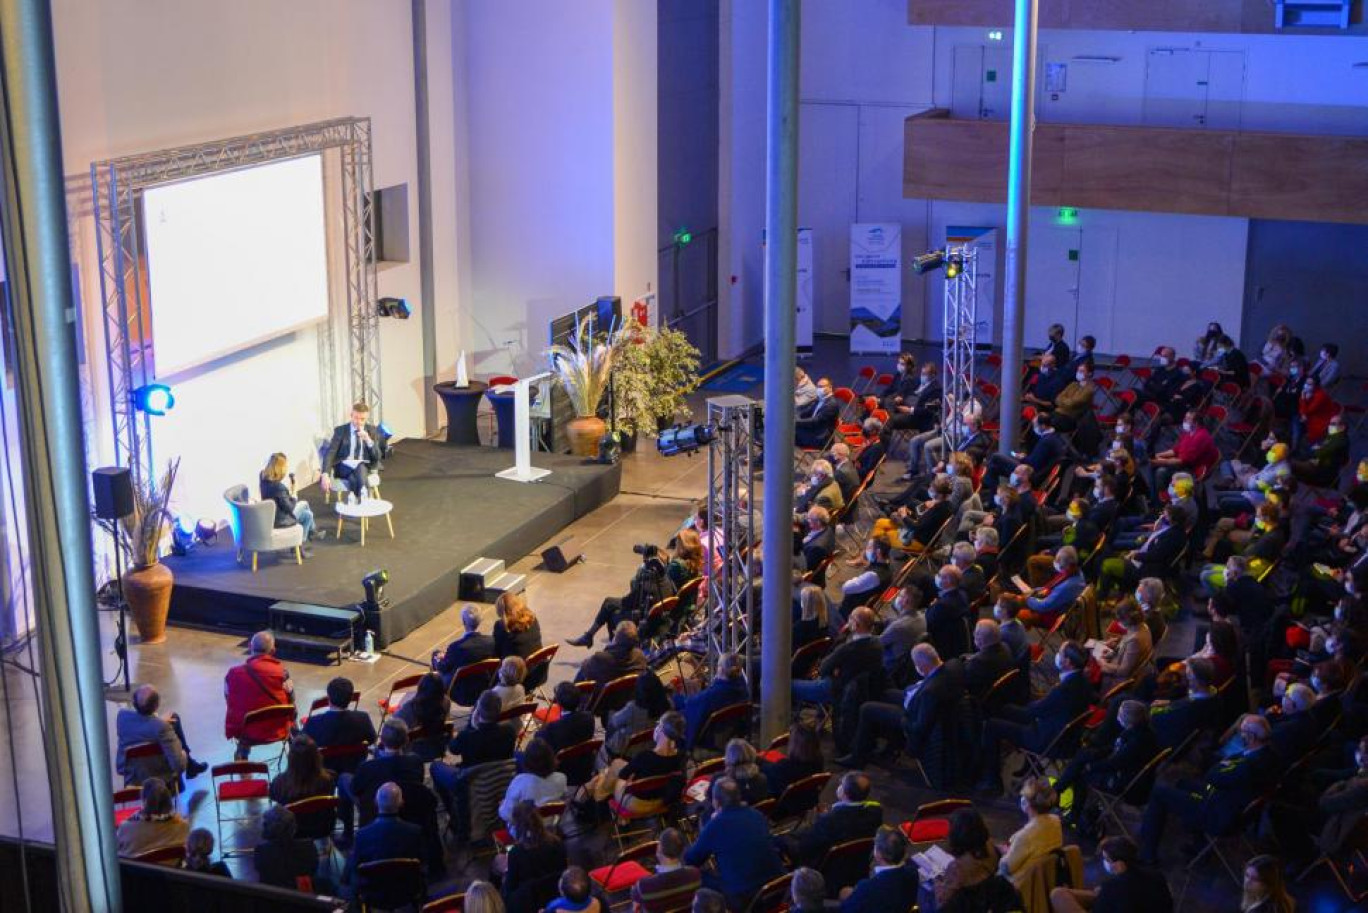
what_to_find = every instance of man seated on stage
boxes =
[223,630,295,760]
[322,400,388,499]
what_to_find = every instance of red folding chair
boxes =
[588,838,659,897]
[301,690,360,725]
[123,741,180,795]
[113,786,142,827]
[132,844,187,866]
[691,701,751,758]
[211,761,271,856]
[524,642,559,698]
[901,798,972,847]
[852,365,877,394]
[448,657,501,709]
[239,704,297,772]
[378,673,425,723]
[493,799,565,852]
[421,893,466,913]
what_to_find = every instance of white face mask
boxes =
[1093,487,1104,500]
[1182,423,1193,433]
[1330,425,1344,436]
[946,464,957,476]
[1160,357,1173,367]
[1076,372,1087,383]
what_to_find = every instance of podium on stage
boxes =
[495,372,552,483]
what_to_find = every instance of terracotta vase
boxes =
[566,415,607,458]
[124,562,173,645]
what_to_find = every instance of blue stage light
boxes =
[132,383,175,416]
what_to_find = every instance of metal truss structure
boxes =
[91,117,377,487]
[940,245,979,451]
[704,395,758,673]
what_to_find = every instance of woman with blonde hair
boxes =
[259,452,317,547]
[494,591,542,660]
[999,777,1062,879]
[493,655,527,709]
[463,880,507,913]
[794,584,830,648]
[1242,854,1295,912]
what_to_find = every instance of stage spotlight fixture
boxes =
[944,251,965,279]
[911,250,946,275]
[171,516,196,556]
[132,383,175,416]
[362,569,391,610]
[377,297,412,319]
[194,519,218,545]
[657,422,715,457]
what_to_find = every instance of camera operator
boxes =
[568,543,677,648]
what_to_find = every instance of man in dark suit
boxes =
[683,777,785,910]
[855,418,886,479]
[348,719,426,828]
[797,507,836,584]
[429,692,517,820]
[321,400,388,499]
[925,565,972,662]
[345,782,425,903]
[980,641,1095,794]
[677,652,750,749]
[431,605,495,694]
[1023,352,1070,410]
[793,607,882,709]
[1138,714,1282,864]
[781,771,884,866]
[837,644,964,768]
[303,676,379,844]
[1057,700,1162,823]
[964,620,1017,701]
[533,681,597,780]
[1149,657,1224,750]
[796,377,841,448]
[1136,346,1187,410]
[1045,323,1072,366]
[882,364,943,443]
[575,622,647,694]
[838,826,921,913]
[981,413,1067,494]
[1270,683,1321,762]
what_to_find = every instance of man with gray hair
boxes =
[432,604,494,691]
[828,441,861,502]
[795,458,844,514]
[1270,682,1320,760]
[837,642,965,770]
[346,781,425,893]
[1055,699,1160,829]
[964,619,1017,700]
[224,629,294,760]
[115,684,205,785]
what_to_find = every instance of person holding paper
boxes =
[321,401,387,499]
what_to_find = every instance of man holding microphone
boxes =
[321,401,387,499]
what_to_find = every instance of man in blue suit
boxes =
[839,825,921,913]
[676,651,749,750]
[796,377,841,448]
[981,413,1068,494]
[684,777,785,910]
[979,640,1095,794]
[345,782,425,904]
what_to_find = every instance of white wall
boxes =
[52,0,461,521]
[459,0,657,378]
[717,2,1368,356]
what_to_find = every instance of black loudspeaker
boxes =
[92,467,134,520]
[540,537,584,573]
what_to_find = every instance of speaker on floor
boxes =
[92,466,134,520]
[540,537,584,573]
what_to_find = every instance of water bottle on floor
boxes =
[363,629,375,657]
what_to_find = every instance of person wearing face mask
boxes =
[1047,362,1097,433]
[1198,503,1283,597]
[794,459,844,514]
[792,606,882,711]
[794,367,819,411]
[1195,322,1224,364]
[894,475,956,555]
[975,484,1035,570]
[880,584,927,681]
[1308,341,1341,390]
[1291,411,1349,487]
[835,644,964,773]
[1049,835,1173,913]
[1019,547,1086,630]
[1137,346,1187,410]
[1031,498,1099,568]
[1216,440,1291,517]
[924,564,972,661]
[1264,682,1320,762]
[981,413,1066,496]
[1023,353,1069,410]
[827,442,861,502]
[1099,504,1190,599]
[1065,335,1096,375]
[878,353,920,413]
[978,642,1095,795]
[1213,334,1250,388]
[1045,323,1071,366]
[880,362,943,448]
[795,376,841,448]
[1147,409,1218,495]
[1115,473,1195,551]
[1296,374,1339,448]
[1136,713,1282,865]
[910,409,991,480]
[838,540,892,620]
[1260,323,1293,375]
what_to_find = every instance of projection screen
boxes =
[142,154,329,376]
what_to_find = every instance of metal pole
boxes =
[998,0,1038,455]
[0,0,122,909]
[412,0,439,435]
[760,0,799,743]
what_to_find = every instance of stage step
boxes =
[484,571,526,601]
[459,556,506,602]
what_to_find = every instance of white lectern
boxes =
[495,372,553,483]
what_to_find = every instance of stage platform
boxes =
[164,440,620,646]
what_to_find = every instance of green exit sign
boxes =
[1057,207,1079,225]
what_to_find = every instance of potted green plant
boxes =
[547,317,620,457]
[611,324,702,447]
[96,459,179,644]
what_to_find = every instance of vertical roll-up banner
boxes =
[850,222,902,354]
[796,227,814,353]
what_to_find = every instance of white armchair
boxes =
[223,485,304,573]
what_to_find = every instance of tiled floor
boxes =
[0,338,1361,908]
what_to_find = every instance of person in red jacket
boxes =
[1149,409,1220,493]
[224,631,295,759]
[1297,375,1338,446]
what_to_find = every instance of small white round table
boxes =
[334,498,395,546]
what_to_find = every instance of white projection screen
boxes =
[143,154,329,376]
